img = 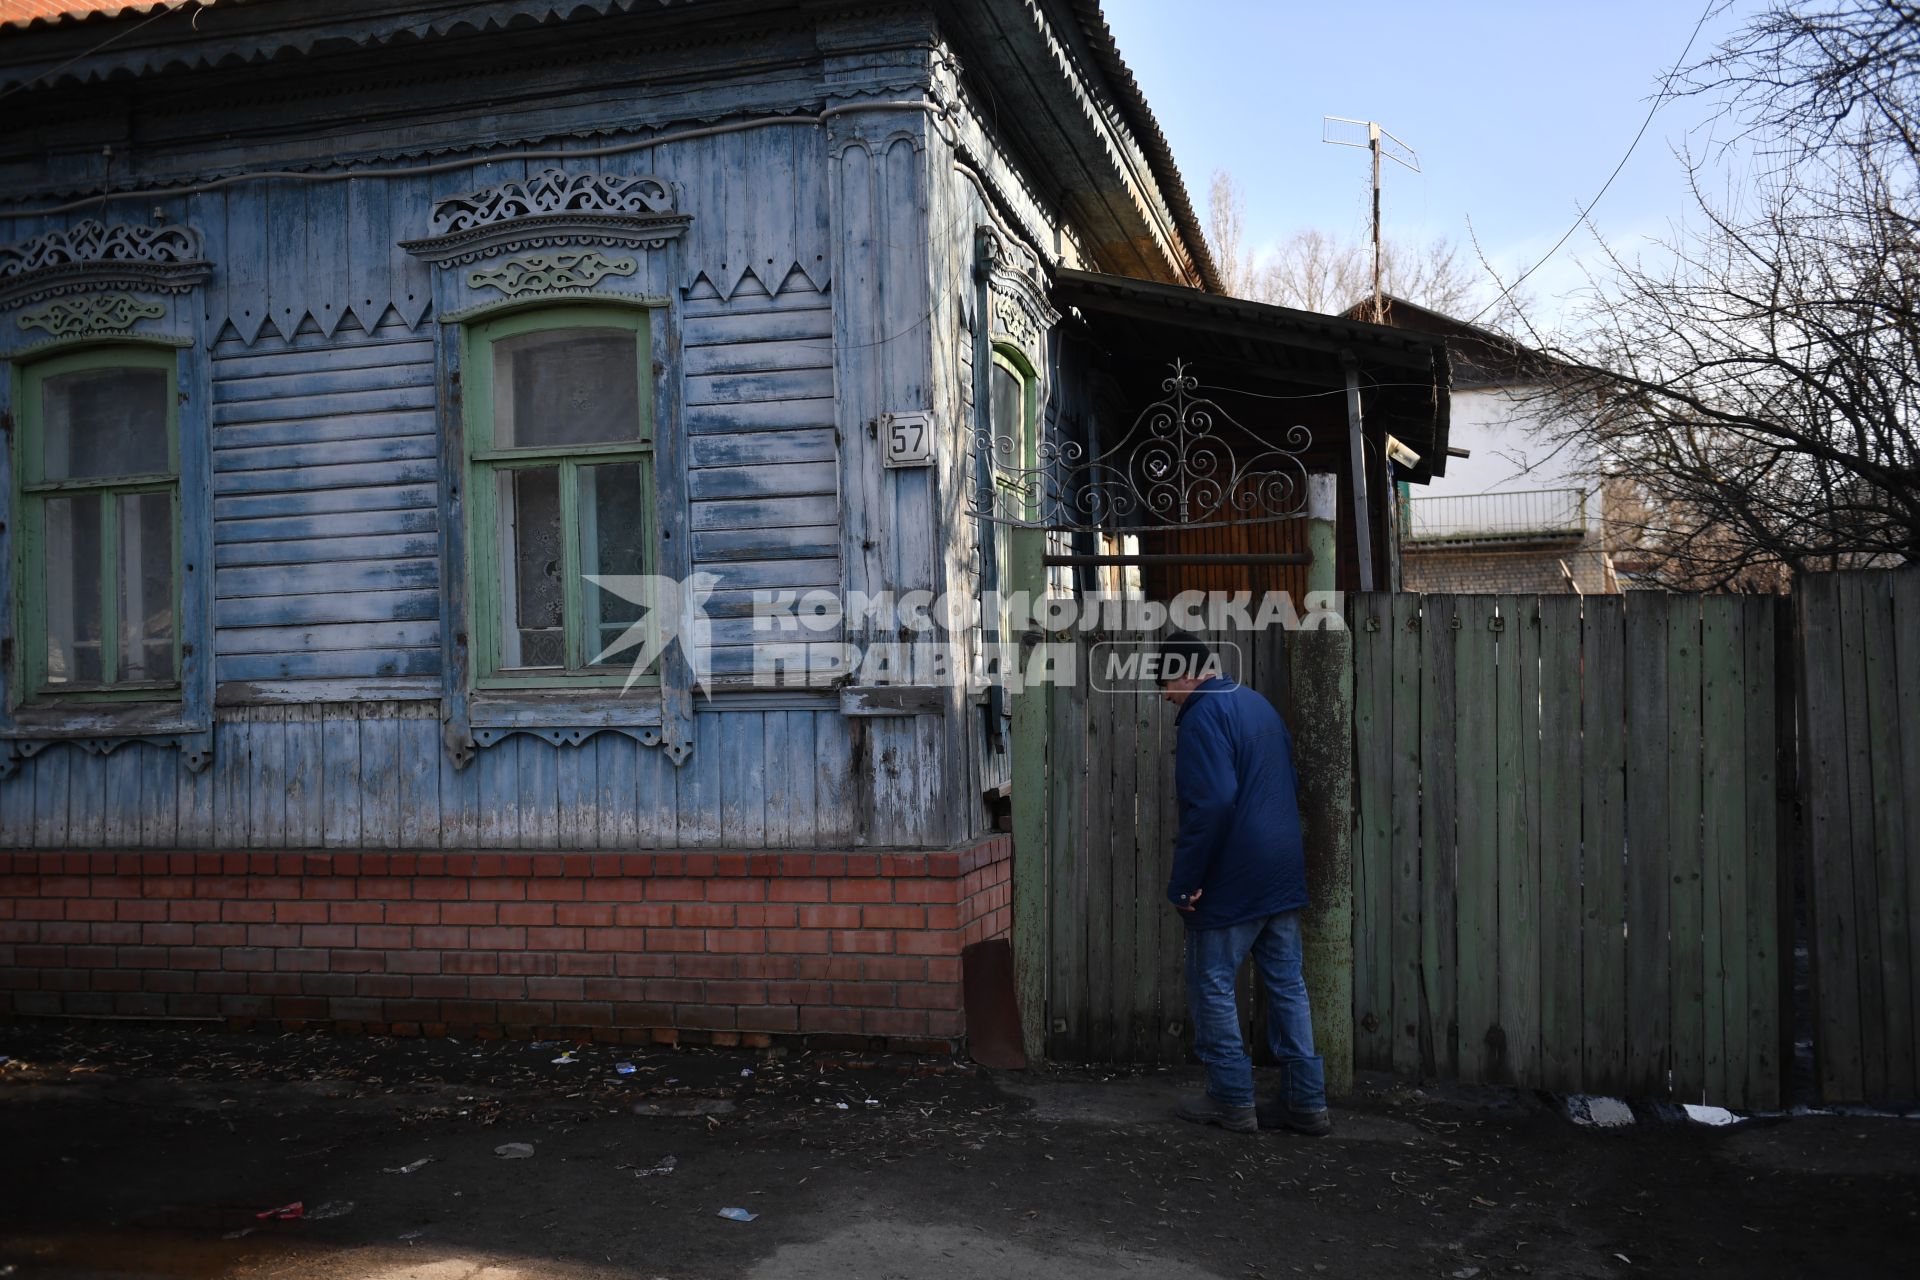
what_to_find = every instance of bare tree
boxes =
[1532,0,1920,587]
[1205,170,1483,315]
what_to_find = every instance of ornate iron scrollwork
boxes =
[972,360,1311,533]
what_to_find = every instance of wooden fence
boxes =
[1043,627,1290,1064]
[1352,592,1792,1109]
[1797,569,1920,1104]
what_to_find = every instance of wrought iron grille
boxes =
[971,361,1313,533]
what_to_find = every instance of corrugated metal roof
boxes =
[1062,0,1220,294]
[0,0,204,30]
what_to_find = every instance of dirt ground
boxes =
[1,1024,1915,1280]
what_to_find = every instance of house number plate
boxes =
[882,411,934,468]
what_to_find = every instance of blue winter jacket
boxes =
[1166,677,1308,930]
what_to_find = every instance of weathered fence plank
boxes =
[1454,595,1500,1083]
[1895,574,1920,1094]
[1859,576,1914,1100]
[1624,592,1673,1096]
[1353,595,1393,1069]
[1700,596,1746,1105]
[1537,595,1584,1092]
[1799,573,1863,1100]
[1389,594,1423,1078]
[1799,569,1920,1103]
[1744,595,1783,1109]
[1836,574,1888,1099]
[1048,664,1087,1061]
[1084,675,1115,1062]
[1581,595,1628,1089]
[1495,594,1540,1084]
[1419,594,1460,1080]
[1667,595,1707,1099]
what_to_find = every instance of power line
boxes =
[1467,0,1717,324]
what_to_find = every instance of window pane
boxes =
[580,462,648,668]
[497,467,565,669]
[990,364,1022,445]
[42,367,169,480]
[493,328,641,448]
[43,495,104,686]
[118,492,175,683]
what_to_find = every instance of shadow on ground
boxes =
[1,1024,1915,1279]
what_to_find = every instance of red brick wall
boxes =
[0,837,1012,1052]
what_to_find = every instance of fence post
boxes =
[1293,472,1355,1096]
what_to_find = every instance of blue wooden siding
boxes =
[0,12,1048,853]
[210,309,442,689]
[0,704,858,850]
[682,267,842,677]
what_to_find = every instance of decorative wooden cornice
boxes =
[15,292,166,338]
[401,169,689,267]
[467,250,638,298]
[976,224,1058,357]
[0,219,212,308]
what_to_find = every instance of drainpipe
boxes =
[1292,472,1354,1096]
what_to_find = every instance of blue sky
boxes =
[1101,0,1766,318]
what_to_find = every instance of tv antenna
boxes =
[1323,117,1420,322]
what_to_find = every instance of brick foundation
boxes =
[0,837,1012,1052]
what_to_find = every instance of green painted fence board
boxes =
[1624,593,1673,1096]
[1084,675,1116,1062]
[1799,573,1863,1101]
[1453,595,1500,1083]
[1047,666,1086,1061]
[1353,596,1393,1068]
[1495,594,1540,1084]
[1837,574,1888,1099]
[1667,594,1707,1100]
[1894,573,1920,1094]
[1743,595,1783,1109]
[1389,593,1424,1078]
[1700,596,1746,1105]
[1859,575,1914,1100]
[1582,596,1628,1089]
[1537,595,1584,1092]
[1419,594,1461,1080]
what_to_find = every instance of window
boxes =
[13,346,180,700]
[463,307,657,688]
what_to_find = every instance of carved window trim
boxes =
[411,170,695,768]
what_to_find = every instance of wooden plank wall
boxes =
[1798,569,1920,1104]
[211,310,442,688]
[1352,591,1787,1109]
[0,704,858,851]
[1044,622,1290,1063]
[681,266,843,677]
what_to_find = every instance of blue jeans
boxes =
[1185,910,1326,1111]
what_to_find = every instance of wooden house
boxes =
[0,0,1448,1051]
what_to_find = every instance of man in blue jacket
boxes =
[1158,631,1330,1136]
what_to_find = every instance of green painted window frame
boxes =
[10,344,182,704]
[462,305,660,691]
[989,346,1041,519]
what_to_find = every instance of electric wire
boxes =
[1466,0,1716,324]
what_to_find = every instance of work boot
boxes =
[1261,1055,1331,1134]
[1176,1092,1258,1133]
[1256,1098,1333,1135]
